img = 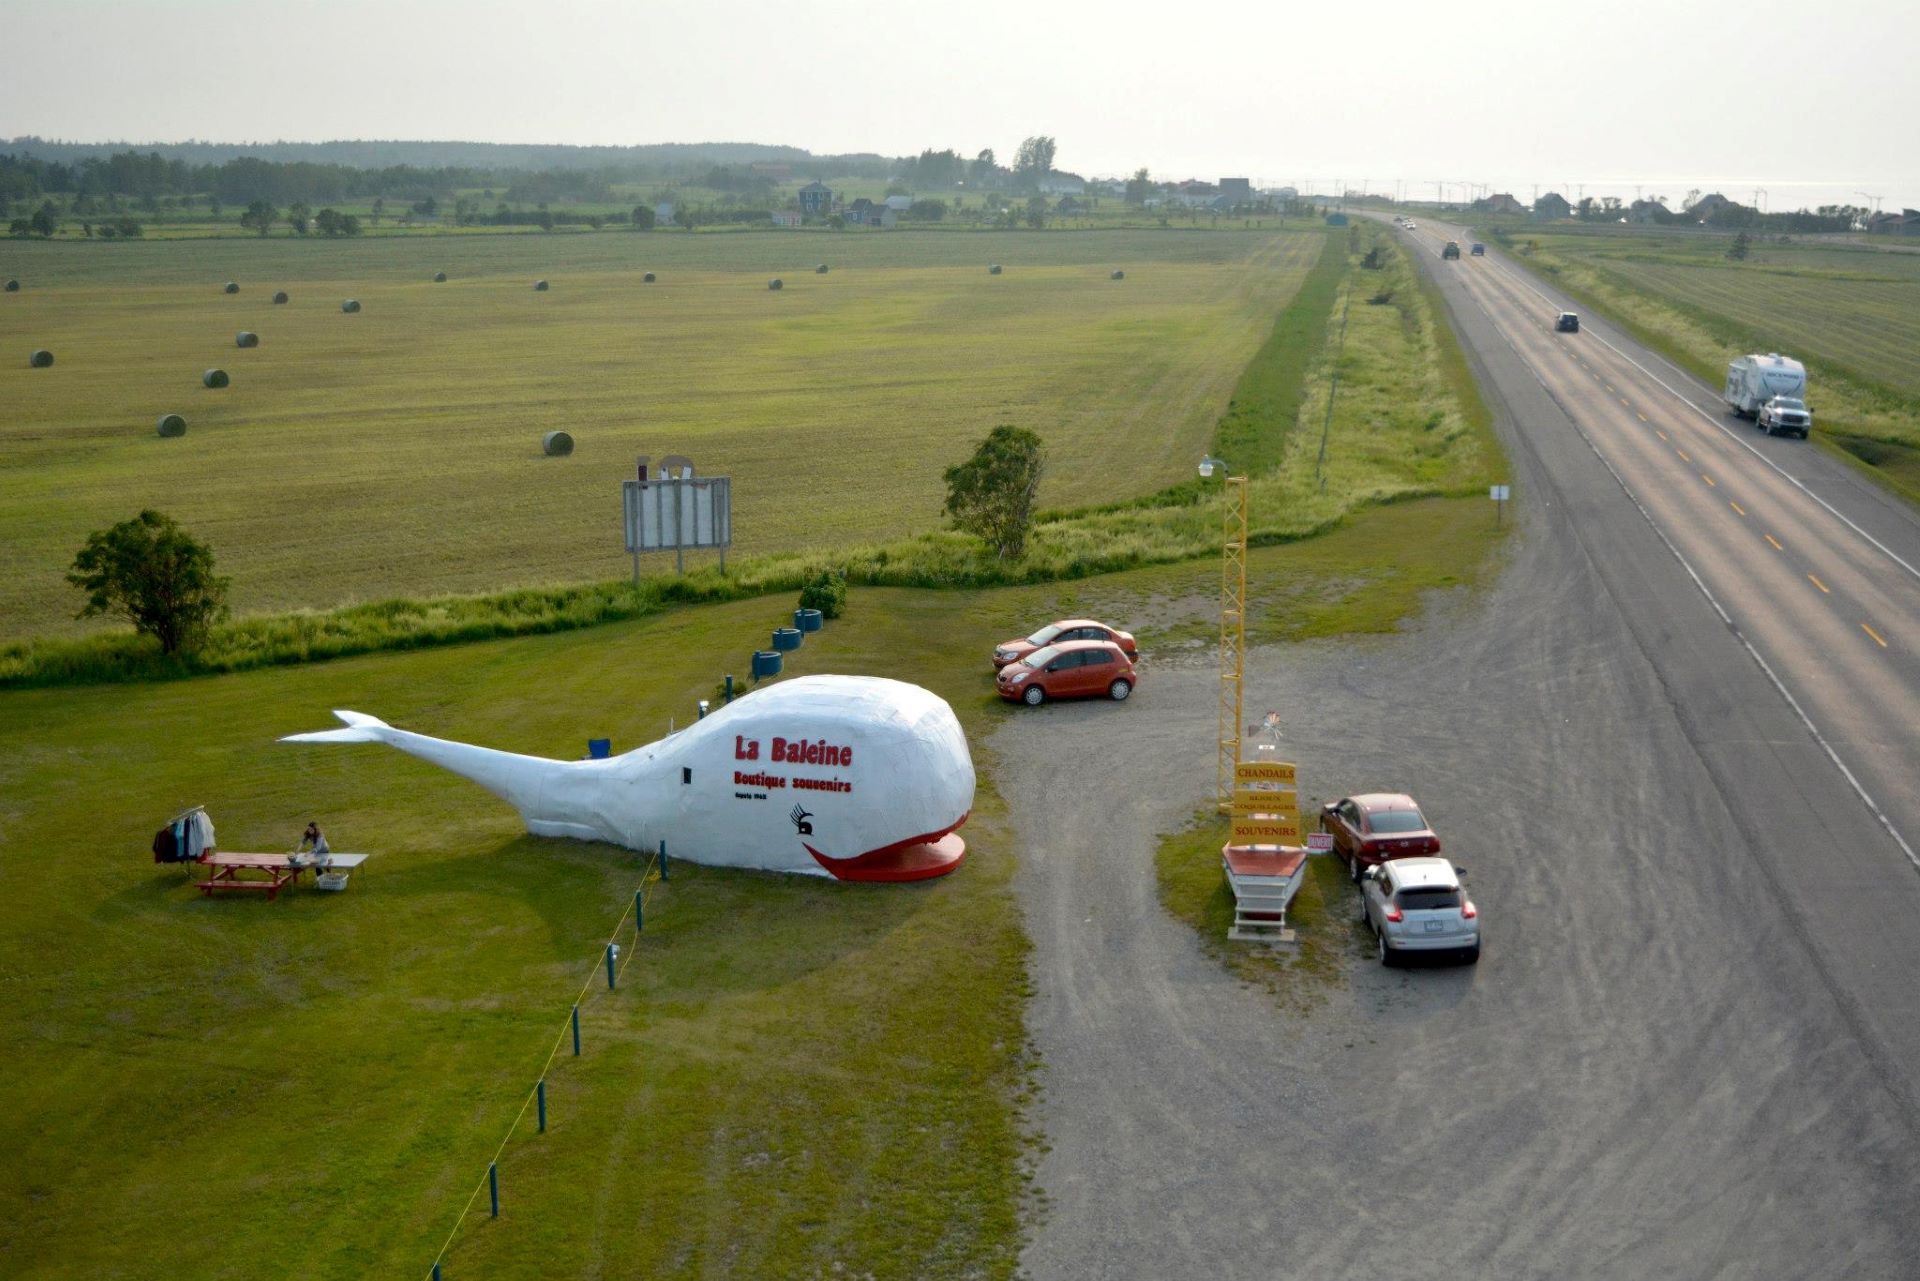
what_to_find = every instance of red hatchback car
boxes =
[1320,793,1442,881]
[993,619,1138,670]
[996,640,1137,705]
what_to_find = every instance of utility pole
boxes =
[1855,191,1883,214]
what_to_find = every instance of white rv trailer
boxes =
[1724,353,1807,418]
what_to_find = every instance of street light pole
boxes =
[1200,456,1248,813]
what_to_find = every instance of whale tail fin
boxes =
[282,709,391,744]
[280,710,616,843]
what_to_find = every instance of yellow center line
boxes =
[1765,534,1784,551]
[1604,384,1615,393]
[1862,622,1889,649]
[1619,397,1631,408]
[1730,500,1746,516]
[1637,413,1649,423]
[1677,449,1692,462]
[1656,429,1668,441]
[1702,474,1716,487]
[1808,574,1830,594]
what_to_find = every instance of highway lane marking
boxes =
[1620,397,1632,408]
[1637,413,1648,422]
[1863,623,1889,648]
[1482,259,1920,587]
[1766,534,1785,550]
[1702,474,1716,487]
[1808,574,1830,594]
[1678,449,1692,462]
[1657,429,1669,440]
[1730,500,1747,516]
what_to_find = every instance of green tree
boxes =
[1727,231,1751,260]
[943,425,1047,560]
[631,203,656,230]
[313,207,343,236]
[239,199,277,235]
[1025,196,1048,229]
[285,201,311,235]
[1125,167,1154,204]
[1013,136,1057,189]
[371,196,385,226]
[29,202,57,237]
[67,510,230,655]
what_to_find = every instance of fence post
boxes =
[433,1264,442,1281]
[724,673,734,703]
[659,838,669,881]
[537,1079,547,1133]
[605,942,617,990]
[635,887,644,933]
[489,1162,499,1218]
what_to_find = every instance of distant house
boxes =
[1686,192,1734,222]
[1218,177,1253,203]
[1036,171,1086,196]
[1867,208,1920,236]
[770,211,802,228]
[1532,192,1572,220]
[884,194,913,212]
[797,181,834,218]
[653,201,677,226]
[1627,199,1671,225]
[1483,192,1525,215]
[1055,196,1086,215]
[843,198,897,228]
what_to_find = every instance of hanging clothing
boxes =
[186,810,215,859]
[152,826,179,863]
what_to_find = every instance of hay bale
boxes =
[988,264,1002,274]
[341,299,360,313]
[29,349,53,368]
[432,271,447,282]
[1110,269,1125,280]
[235,331,259,349]
[534,279,549,291]
[815,264,829,274]
[768,278,783,291]
[643,271,656,283]
[272,290,289,304]
[223,282,239,295]
[202,368,229,388]
[156,413,187,438]
[542,430,574,457]
[4,279,18,292]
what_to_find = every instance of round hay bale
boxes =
[341,299,360,313]
[156,413,187,438]
[815,264,829,274]
[202,368,229,389]
[4,279,19,292]
[542,430,574,457]
[768,278,783,291]
[1110,269,1126,280]
[988,264,1002,274]
[223,282,239,295]
[235,331,259,349]
[432,271,447,283]
[271,290,289,304]
[642,271,656,283]
[29,349,54,368]
[534,279,549,291]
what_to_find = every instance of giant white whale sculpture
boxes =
[282,674,973,881]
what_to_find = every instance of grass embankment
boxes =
[0,495,1502,1280]
[1483,225,1920,500]
[4,225,1504,690]
[0,227,1317,638]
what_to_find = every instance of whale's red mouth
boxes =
[804,813,969,882]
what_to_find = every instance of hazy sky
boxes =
[5,0,1916,208]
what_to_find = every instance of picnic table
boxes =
[194,852,369,900]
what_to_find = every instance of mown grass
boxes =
[0,489,1503,1280]
[0,226,1320,638]
[1482,225,1920,495]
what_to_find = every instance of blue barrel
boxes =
[587,738,611,759]
[752,650,783,680]
[771,627,803,652]
[794,608,824,633]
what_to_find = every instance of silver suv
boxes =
[1358,857,1480,966]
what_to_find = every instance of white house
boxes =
[884,194,913,212]
[1036,171,1086,196]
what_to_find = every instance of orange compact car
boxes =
[993,619,1138,670]
[996,640,1138,705]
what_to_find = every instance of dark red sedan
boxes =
[993,619,1137,670]
[1320,794,1442,881]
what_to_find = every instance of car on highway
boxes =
[1555,311,1580,333]
[1357,857,1479,966]
[1442,240,1462,259]
[1470,242,1486,256]
[1320,793,1442,881]
[1757,395,1813,439]
[993,619,1138,670]
[996,640,1137,706]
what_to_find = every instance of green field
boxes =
[0,228,1319,639]
[1484,225,1920,492]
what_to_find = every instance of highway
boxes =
[1006,216,1920,1278]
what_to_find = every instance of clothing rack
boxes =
[165,803,207,826]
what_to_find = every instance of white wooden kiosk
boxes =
[1222,843,1308,943]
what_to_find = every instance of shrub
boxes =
[798,568,847,620]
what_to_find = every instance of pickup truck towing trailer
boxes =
[1725,353,1807,418]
